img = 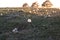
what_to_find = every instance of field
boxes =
[0,8,60,40]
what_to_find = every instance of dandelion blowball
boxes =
[27,19,32,23]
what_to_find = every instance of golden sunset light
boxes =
[0,0,60,8]
[0,0,60,40]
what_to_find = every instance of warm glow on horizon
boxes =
[0,0,60,8]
